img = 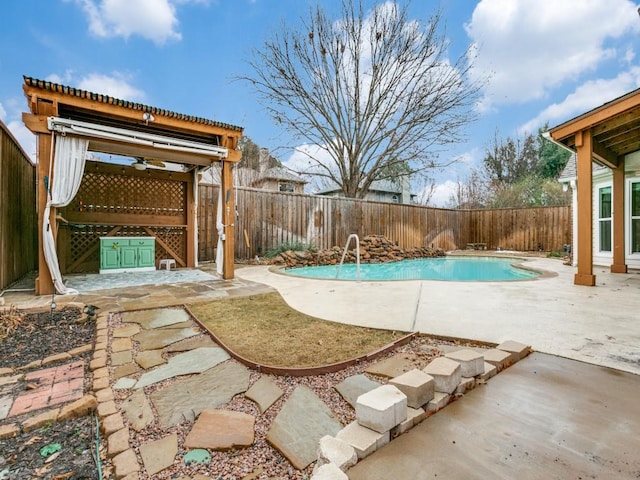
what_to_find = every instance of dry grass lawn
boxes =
[189,292,403,368]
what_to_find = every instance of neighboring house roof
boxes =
[23,76,243,132]
[316,179,413,196]
[557,154,607,183]
[255,167,307,184]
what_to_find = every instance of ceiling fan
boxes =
[132,157,166,170]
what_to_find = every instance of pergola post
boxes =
[611,158,627,273]
[221,160,235,279]
[574,129,596,286]
[34,100,56,295]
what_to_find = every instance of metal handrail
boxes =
[336,233,361,281]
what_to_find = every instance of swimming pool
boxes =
[283,256,540,281]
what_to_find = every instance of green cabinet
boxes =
[99,237,156,273]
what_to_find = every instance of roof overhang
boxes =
[548,87,640,169]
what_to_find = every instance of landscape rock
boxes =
[152,361,250,427]
[266,385,342,470]
[139,433,178,476]
[184,409,255,449]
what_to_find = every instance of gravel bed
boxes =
[106,311,482,479]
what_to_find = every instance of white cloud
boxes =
[77,73,146,100]
[0,102,6,121]
[426,180,458,207]
[519,66,640,134]
[74,0,186,44]
[46,71,145,101]
[466,0,640,109]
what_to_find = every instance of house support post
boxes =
[221,160,235,279]
[611,157,627,273]
[574,129,596,286]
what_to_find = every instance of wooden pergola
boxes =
[22,76,243,295]
[549,87,640,286]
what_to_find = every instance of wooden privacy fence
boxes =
[198,185,571,261]
[0,120,37,290]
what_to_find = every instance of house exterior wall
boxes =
[581,152,640,269]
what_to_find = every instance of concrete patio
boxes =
[235,257,640,375]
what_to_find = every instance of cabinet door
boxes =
[120,246,138,268]
[137,246,155,267]
[100,248,120,269]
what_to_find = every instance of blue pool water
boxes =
[284,256,539,281]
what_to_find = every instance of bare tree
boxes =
[243,0,483,198]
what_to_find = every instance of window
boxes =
[632,182,640,254]
[279,182,294,193]
[599,186,612,252]
[391,194,399,203]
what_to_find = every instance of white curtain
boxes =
[216,185,224,276]
[43,135,89,294]
[193,169,199,267]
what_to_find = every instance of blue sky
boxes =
[1,0,639,205]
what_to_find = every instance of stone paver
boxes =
[139,433,178,476]
[123,308,191,330]
[0,395,13,419]
[121,390,155,431]
[184,409,255,449]
[22,408,59,432]
[133,327,200,351]
[113,377,137,390]
[101,413,125,435]
[334,374,381,409]
[0,423,19,439]
[245,376,284,413]
[135,349,166,369]
[151,361,250,427]
[111,350,133,366]
[267,385,342,470]
[57,395,97,421]
[165,335,216,352]
[134,347,230,389]
[113,323,141,338]
[108,427,130,457]
[111,338,132,353]
[364,353,424,378]
[113,449,140,479]
[113,363,138,380]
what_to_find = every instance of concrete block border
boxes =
[312,340,531,478]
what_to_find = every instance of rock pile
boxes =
[268,235,444,268]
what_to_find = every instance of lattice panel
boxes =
[71,171,186,216]
[61,224,186,273]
